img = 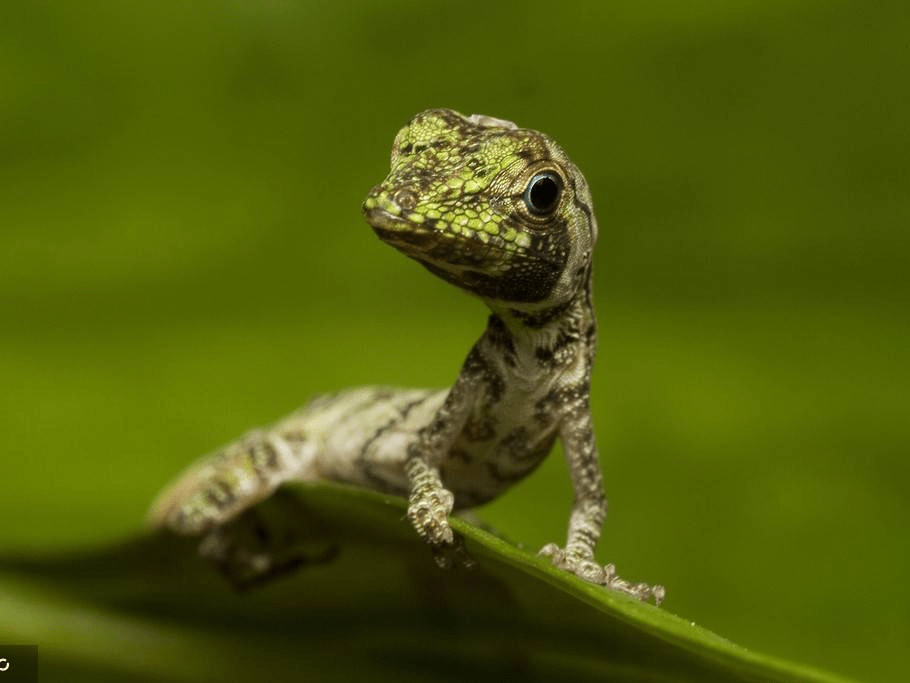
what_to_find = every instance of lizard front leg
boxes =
[540,396,665,604]
[404,350,484,555]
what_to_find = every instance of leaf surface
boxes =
[0,482,855,683]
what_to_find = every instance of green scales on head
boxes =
[150,109,663,604]
[364,109,597,310]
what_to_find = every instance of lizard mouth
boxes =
[364,202,563,304]
[362,200,482,260]
[363,206,441,254]
[362,191,529,275]
[362,206,411,231]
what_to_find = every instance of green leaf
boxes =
[0,482,855,683]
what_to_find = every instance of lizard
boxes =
[149,108,664,604]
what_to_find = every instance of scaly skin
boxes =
[149,109,664,604]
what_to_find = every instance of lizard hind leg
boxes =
[148,428,317,537]
[198,488,340,591]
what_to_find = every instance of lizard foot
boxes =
[539,543,665,605]
[407,486,455,547]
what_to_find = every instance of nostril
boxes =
[394,189,418,210]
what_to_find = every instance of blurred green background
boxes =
[2,1,907,681]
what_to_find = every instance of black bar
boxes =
[0,646,37,683]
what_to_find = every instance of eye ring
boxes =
[524,171,563,216]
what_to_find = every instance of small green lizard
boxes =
[150,109,664,603]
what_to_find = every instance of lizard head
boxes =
[363,109,597,313]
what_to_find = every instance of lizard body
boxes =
[150,109,663,603]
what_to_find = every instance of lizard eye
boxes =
[524,171,563,215]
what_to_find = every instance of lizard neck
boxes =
[482,276,597,371]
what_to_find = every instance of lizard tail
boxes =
[147,428,317,536]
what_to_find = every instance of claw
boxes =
[539,542,562,561]
[577,559,606,583]
[651,584,666,605]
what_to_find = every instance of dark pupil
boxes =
[527,173,560,214]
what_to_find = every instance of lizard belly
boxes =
[283,386,446,493]
[276,382,560,508]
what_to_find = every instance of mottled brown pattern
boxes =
[150,109,663,603]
